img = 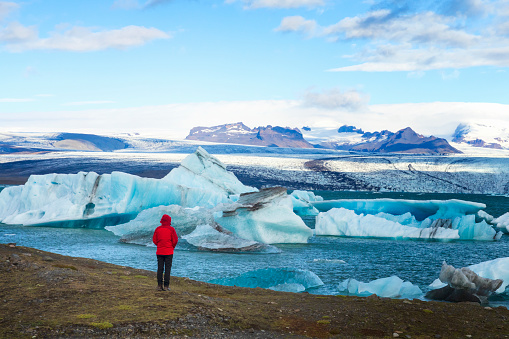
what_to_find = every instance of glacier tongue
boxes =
[0,147,254,226]
[215,187,313,244]
[209,267,324,292]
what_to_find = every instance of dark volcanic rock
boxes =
[186,122,313,148]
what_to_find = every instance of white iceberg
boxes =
[0,147,255,226]
[209,267,324,292]
[338,276,423,299]
[182,224,281,253]
[290,190,323,216]
[215,187,313,244]
[315,208,502,241]
[493,212,509,233]
[105,204,216,245]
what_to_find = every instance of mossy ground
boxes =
[1,243,509,338]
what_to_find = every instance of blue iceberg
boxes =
[313,198,486,221]
[315,207,502,241]
[338,276,423,299]
[0,147,255,227]
[209,267,324,292]
[290,190,323,216]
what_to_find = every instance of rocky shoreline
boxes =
[1,243,509,338]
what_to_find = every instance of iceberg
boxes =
[338,276,423,299]
[215,187,313,244]
[429,257,509,294]
[290,190,323,216]
[313,198,486,221]
[0,147,255,227]
[182,224,281,253]
[209,267,324,292]
[315,208,502,241]
[425,261,503,304]
[105,204,216,245]
[493,212,509,233]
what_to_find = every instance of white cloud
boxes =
[302,88,370,111]
[0,21,37,43]
[324,10,479,48]
[226,0,325,9]
[274,16,317,35]
[0,1,18,21]
[2,24,170,52]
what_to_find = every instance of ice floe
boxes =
[209,267,324,292]
[338,276,423,299]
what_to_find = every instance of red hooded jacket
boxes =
[152,214,178,255]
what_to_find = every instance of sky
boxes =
[1,0,509,139]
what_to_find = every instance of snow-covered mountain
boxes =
[452,123,509,149]
[185,122,314,149]
[303,125,460,154]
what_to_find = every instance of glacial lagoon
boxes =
[2,189,509,305]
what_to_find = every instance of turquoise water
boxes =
[1,190,509,303]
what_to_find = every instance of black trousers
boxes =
[157,254,173,286]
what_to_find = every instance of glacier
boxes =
[338,276,423,299]
[209,267,324,292]
[0,147,255,227]
[315,205,502,241]
[214,187,313,244]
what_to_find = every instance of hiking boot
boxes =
[163,285,170,291]
[157,284,164,291]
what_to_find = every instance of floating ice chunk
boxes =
[315,208,502,241]
[209,267,324,292]
[290,190,323,216]
[182,224,281,253]
[311,259,346,264]
[105,205,215,245]
[430,257,509,294]
[163,146,256,196]
[315,208,460,239]
[338,276,423,299]
[0,147,254,227]
[215,187,313,244]
[426,261,504,303]
[313,199,485,221]
[493,212,509,233]
[477,210,494,223]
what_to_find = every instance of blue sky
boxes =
[1,0,508,138]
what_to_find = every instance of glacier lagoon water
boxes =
[2,189,509,302]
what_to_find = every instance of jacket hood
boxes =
[160,214,172,226]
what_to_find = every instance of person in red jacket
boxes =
[152,214,178,291]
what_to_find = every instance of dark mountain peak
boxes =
[186,123,313,148]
